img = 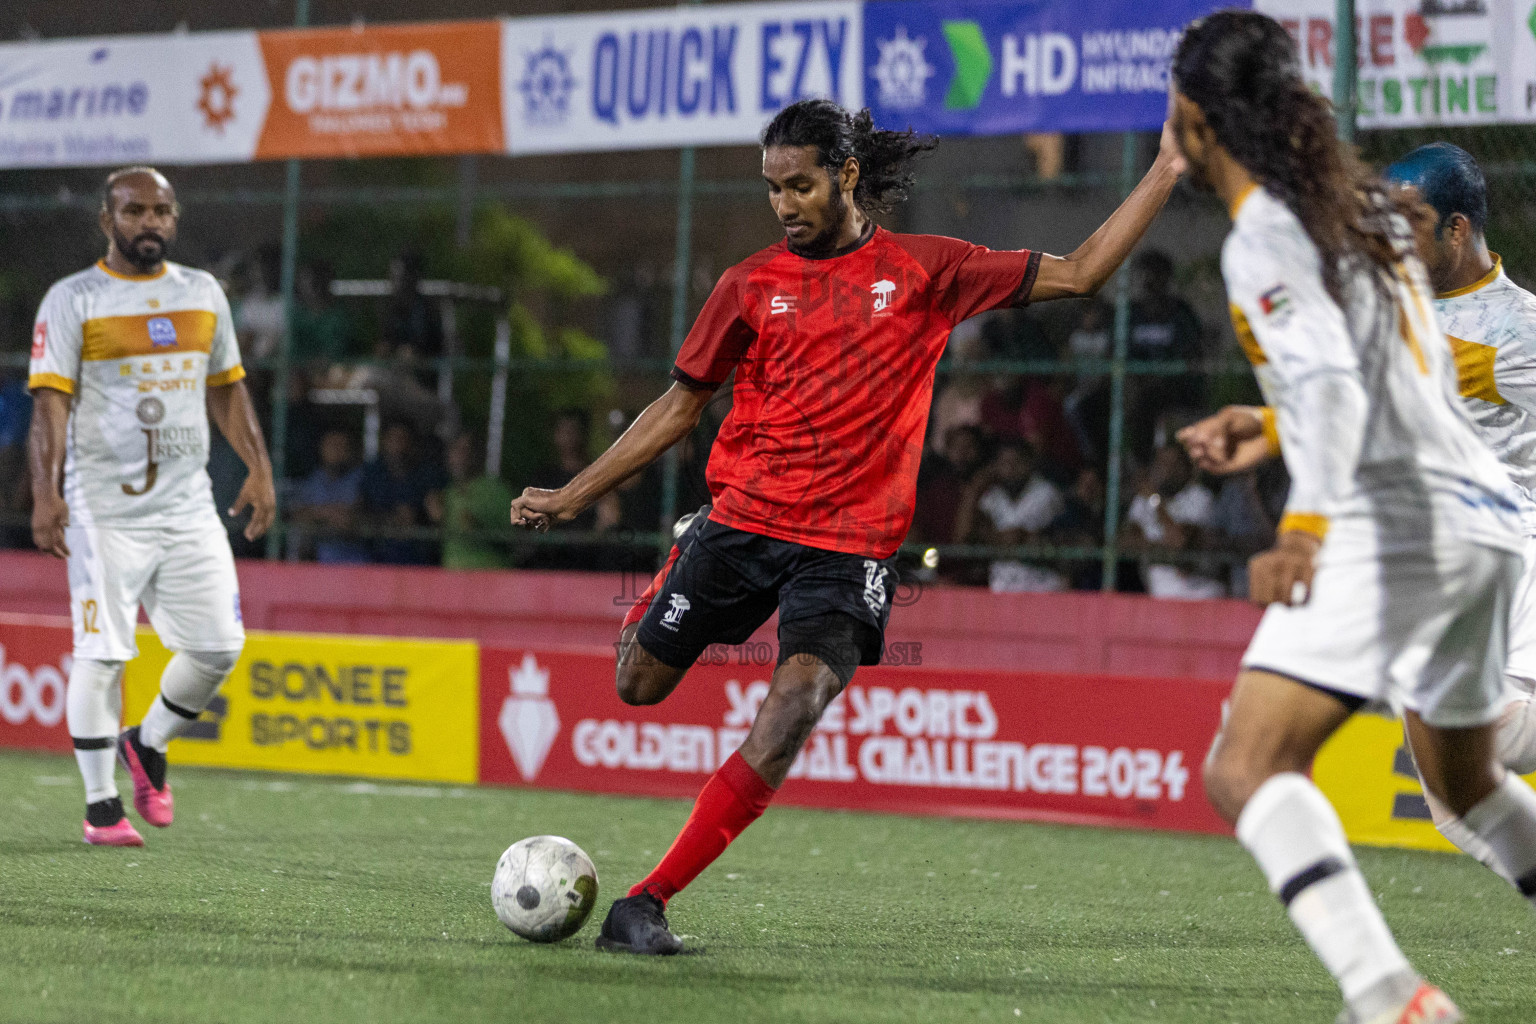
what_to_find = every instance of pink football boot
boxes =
[117,726,174,828]
[83,816,144,847]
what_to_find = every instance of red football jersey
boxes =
[673,226,1040,558]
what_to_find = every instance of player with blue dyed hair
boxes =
[1385,142,1536,873]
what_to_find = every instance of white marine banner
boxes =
[502,1,864,155]
[0,31,269,168]
[1253,0,1536,127]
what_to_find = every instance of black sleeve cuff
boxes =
[670,365,721,391]
[1011,250,1043,308]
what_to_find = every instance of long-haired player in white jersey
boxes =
[28,167,276,846]
[1382,146,1536,873]
[1171,13,1536,1024]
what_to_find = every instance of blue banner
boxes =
[863,0,1238,136]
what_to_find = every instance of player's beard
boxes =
[114,227,168,271]
[786,188,848,258]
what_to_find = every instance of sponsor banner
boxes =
[0,31,269,168]
[862,0,1230,137]
[121,629,479,784]
[1254,0,1536,127]
[0,615,74,753]
[479,646,1233,833]
[1314,709,1536,852]
[254,21,504,160]
[502,2,863,155]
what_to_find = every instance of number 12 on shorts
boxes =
[80,599,100,634]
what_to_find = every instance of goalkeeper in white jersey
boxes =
[1382,146,1536,865]
[27,167,276,847]
[1171,13,1536,1024]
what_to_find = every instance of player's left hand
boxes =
[510,487,579,532]
[231,471,277,541]
[1156,121,1188,178]
[1248,530,1321,607]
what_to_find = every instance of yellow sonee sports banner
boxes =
[123,629,479,784]
[1316,710,1536,853]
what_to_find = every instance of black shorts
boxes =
[634,514,897,680]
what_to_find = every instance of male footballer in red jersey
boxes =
[511,98,1186,954]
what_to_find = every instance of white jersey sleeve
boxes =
[205,278,245,387]
[1222,221,1368,537]
[29,281,85,394]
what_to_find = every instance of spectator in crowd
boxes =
[361,420,446,565]
[289,429,369,564]
[233,245,285,362]
[954,439,1068,593]
[383,249,442,360]
[911,423,986,547]
[927,318,988,454]
[1121,442,1224,599]
[1208,460,1289,598]
[427,431,514,570]
[525,409,620,569]
[1051,466,1109,590]
[1126,249,1206,460]
[290,261,351,366]
[279,366,327,484]
[1063,301,1113,463]
[0,376,31,547]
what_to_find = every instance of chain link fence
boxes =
[3,101,1528,598]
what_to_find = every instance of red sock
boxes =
[629,752,776,903]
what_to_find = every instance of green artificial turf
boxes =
[1,748,1533,1023]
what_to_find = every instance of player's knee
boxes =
[184,648,240,679]
[1202,744,1272,822]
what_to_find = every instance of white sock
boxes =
[1424,783,1511,883]
[138,649,238,751]
[1236,773,1414,1006]
[1456,771,1536,906]
[66,658,124,803]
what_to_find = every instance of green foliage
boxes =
[2,749,1535,1024]
[297,199,610,480]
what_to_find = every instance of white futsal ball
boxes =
[492,835,599,942]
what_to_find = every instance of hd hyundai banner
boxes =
[5,2,1536,167]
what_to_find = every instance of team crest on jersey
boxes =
[136,397,166,425]
[770,295,795,316]
[871,279,897,313]
[1259,284,1292,322]
[32,322,46,359]
[147,316,177,347]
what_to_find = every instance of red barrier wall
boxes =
[0,551,1262,678]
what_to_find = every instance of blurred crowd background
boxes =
[3,3,1534,598]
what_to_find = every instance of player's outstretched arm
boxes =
[208,379,277,541]
[27,387,71,559]
[511,382,714,532]
[1178,406,1277,475]
[1028,122,1186,302]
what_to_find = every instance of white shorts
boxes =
[66,511,245,662]
[1504,534,1536,697]
[1242,520,1520,729]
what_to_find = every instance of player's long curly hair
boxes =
[1172,11,1416,302]
[761,99,937,214]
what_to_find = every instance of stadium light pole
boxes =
[1334,0,1357,142]
[1099,131,1139,592]
[266,0,310,560]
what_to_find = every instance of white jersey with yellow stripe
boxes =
[1435,256,1536,537]
[1223,187,1519,555]
[29,260,245,528]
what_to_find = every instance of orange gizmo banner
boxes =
[253,21,503,160]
